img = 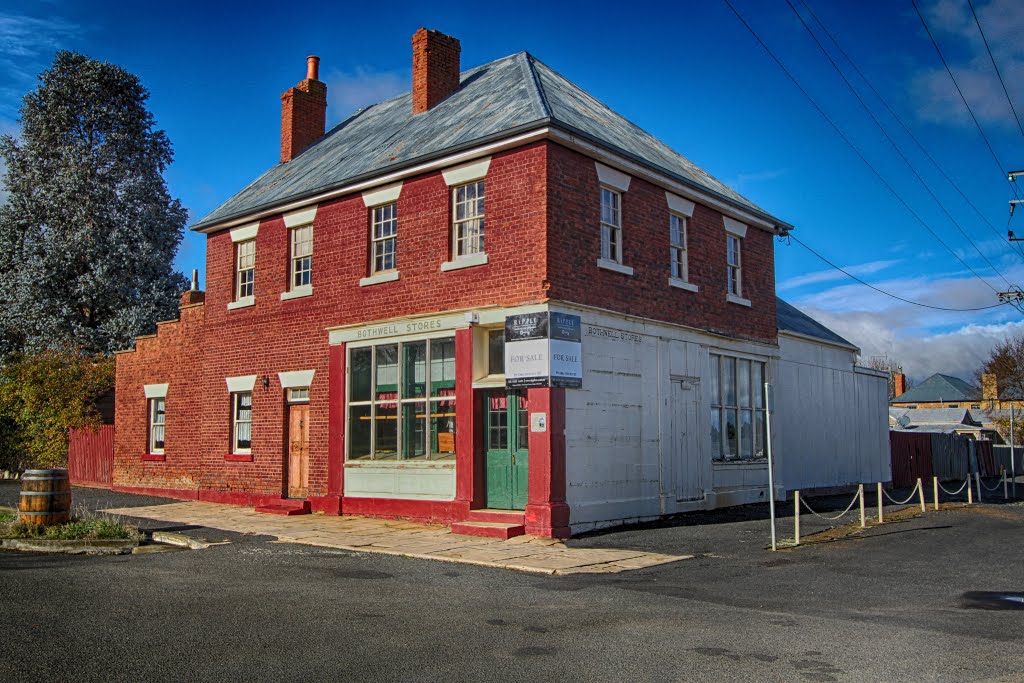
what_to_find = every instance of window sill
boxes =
[359,270,400,287]
[596,258,634,276]
[669,277,698,292]
[280,286,313,301]
[227,297,254,310]
[344,460,456,469]
[713,459,768,468]
[142,454,166,462]
[441,253,488,272]
[727,293,751,307]
[224,453,253,462]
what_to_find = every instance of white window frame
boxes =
[710,354,767,462]
[232,391,253,455]
[600,187,622,263]
[452,180,485,259]
[727,234,742,297]
[371,202,398,274]
[670,213,688,282]
[235,239,255,302]
[289,223,313,291]
[148,397,165,455]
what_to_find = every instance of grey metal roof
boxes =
[888,407,975,426]
[775,298,855,348]
[193,52,788,232]
[891,373,977,404]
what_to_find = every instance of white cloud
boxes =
[778,258,901,291]
[911,0,1024,129]
[0,12,80,116]
[325,66,408,123]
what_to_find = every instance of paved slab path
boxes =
[103,501,690,575]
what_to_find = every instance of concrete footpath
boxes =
[102,501,690,575]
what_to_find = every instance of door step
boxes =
[255,501,311,516]
[466,509,526,525]
[451,521,526,540]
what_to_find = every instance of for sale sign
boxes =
[504,312,582,388]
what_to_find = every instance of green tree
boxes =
[0,51,188,356]
[0,350,114,471]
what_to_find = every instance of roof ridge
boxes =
[520,52,552,120]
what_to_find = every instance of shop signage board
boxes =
[505,312,582,388]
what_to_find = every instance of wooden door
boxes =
[484,390,529,510]
[671,377,704,501]
[287,404,310,499]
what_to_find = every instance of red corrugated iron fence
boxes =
[889,432,934,488]
[68,425,114,488]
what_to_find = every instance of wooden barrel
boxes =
[18,469,71,526]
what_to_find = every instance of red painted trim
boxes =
[224,454,254,462]
[141,454,166,462]
[112,485,199,500]
[341,496,466,525]
[307,495,342,515]
[524,387,571,538]
[198,490,283,507]
[454,328,476,507]
[328,343,345,497]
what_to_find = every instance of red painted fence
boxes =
[890,432,933,488]
[68,425,114,488]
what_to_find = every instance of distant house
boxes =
[890,373,978,410]
[888,406,1000,441]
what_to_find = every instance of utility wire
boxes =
[912,0,1022,201]
[721,0,1001,294]
[786,234,1009,311]
[968,0,1024,141]
[787,0,1012,289]
[797,0,1024,262]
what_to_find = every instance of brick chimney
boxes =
[412,28,461,114]
[180,269,205,307]
[893,372,906,398]
[982,373,998,401]
[280,55,327,163]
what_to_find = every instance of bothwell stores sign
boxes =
[504,312,582,388]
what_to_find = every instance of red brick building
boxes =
[114,29,888,537]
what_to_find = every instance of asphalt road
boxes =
[1,483,1022,683]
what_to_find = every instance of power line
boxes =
[912,0,1022,201]
[785,234,1010,311]
[796,0,1024,263]
[786,0,1013,289]
[721,0,1001,294]
[967,0,1024,141]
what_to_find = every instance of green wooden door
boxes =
[485,390,529,510]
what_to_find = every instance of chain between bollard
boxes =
[798,488,863,522]
[937,477,970,496]
[882,480,921,506]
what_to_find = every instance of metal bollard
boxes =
[917,478,926,512]
[1003,470,1008,500]
[976,472,982,502]
[794,491,800,546]
[877,482,884,523]
[967,477,974,504]
[933,476,939,511]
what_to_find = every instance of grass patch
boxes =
[0,507,139,541]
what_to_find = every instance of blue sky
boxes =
[2,0,1024,382]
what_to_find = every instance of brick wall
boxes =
[114,142,549,499]
[545,143,777,344]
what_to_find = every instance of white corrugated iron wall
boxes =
[775,335,890,491]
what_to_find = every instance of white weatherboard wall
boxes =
[774,334,890,491]
[557,305,779,533]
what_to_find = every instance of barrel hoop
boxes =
[17,511,70,517]
[20,476,67,481]
[19,491,72,496]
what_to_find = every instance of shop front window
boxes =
[710,353,767,461]
[348,337,456,461]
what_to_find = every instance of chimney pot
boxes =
[306,55,320,81]
[280,56,328,163]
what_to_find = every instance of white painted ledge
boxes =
[668,277,698,292]
[596,258,634,276]
[727,293,752,307]
[280,286,313,301]
[359,270,400,287]
[441,253,488,272]
[227,297,255,310]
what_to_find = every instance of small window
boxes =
[371,203,397,273]
[290,224,313,289]
[948,404,958,408]
[971,404,981,410]
[232,391,253,454]
[727,235,742,296]
[288,387,310,403]
[600,187,622,263]
[236,240,256,301]
[488,329,505,375]
[670,213,687,281]
[453,181,485,258]
[148,398,165,454]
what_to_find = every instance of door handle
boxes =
[511,454,516,465]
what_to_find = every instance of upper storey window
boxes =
[453,180,485,258]
[290,224,313,290]
[670,213,687,282]
[236,240,255,301]
[372,203,398,273]
[727,235,742,296]
[723,217,750,307]
[600,187,621,263]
